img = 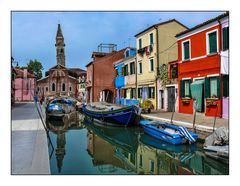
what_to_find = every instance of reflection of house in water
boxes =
[85,122,139,174]
[47,112,85,173]
[136,139,229,175]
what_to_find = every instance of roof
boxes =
[135,19,188,37]
[56,24,63,38]
[15,68,36,78]
[176,12,229,37]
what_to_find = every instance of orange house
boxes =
[176,13,229,117]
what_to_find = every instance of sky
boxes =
[12,11,225,73]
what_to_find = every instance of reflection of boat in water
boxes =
[82,102,139,126]
[84,119,140,173]
[140,133,197,154]
[84,119,139,153]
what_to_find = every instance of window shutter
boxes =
[188,79,192,98]
[216,76,220,98]
[121,67,124,76]
[205,77,210,98]
[180,80,185,98]
[223,75,229,97]
[209,32,217,54]
[223,27,229,51]
[184,41,190,60]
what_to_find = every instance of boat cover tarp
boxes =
[204,127,229,146]
[190,80,204,112]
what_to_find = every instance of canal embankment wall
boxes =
[11,102,50,174]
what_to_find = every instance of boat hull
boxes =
[140,120,198,145]
[82,104,138,126]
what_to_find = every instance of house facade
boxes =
[86,48,126,103]
[114,47,136,105]
[135,19,187,110]
[14,68,36,102]
[176,13,229,117]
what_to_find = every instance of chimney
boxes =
[23,69,28,79]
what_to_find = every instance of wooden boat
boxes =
[82,102,139,126]
[46,97,76,118]
[139,120,198,145]
[203,127,229,164]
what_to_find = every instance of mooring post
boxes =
[192,100,197,133]
[213,104,218,132]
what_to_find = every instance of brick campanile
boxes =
[55,24,66,66]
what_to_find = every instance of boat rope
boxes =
[178,126,196,144]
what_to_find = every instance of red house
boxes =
[176,12,229,117]
[86,46,126,103]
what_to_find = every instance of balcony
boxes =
[115,76,124,89]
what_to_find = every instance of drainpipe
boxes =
[155,26,160,110]
[135,55,137,99]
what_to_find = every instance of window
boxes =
[222,27,229,51]
[149,160,154,174]
[69,86,72,92]
[52,83,55,91]
[130,88,136,99]
[139,38,142,49]
[171,64,178,79]
[130,62,135,75]
[149,33,153,45]
[223,75,229,97]
[148,87,155,99]
[45,87,48,92]
[204,76,220,98]
[62,83,65,91]
[139,154,143,167]
[183,40,190,60]
[207,31,218,54]
[138,62,142,74]
[149,59,154,72]
[37,87,40,92]
[125,50,130,58]
[123,89,127,98]
[124,64,128,76]
[180,79,192,98]
[138,88,142,98]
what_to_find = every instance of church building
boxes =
[37,24,86,99]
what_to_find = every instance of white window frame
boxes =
[182,39,191,61]
[138,61,142,74]
[51,83,56,92]
[62,83,66,92]
[149,58,154,72]
[206,29,219,55]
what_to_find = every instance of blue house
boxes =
[114,61,125,104]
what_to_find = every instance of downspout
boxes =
[217,19,222,117]
[92,63,94,103]
[135,56,137,99]
[155,26,160,110]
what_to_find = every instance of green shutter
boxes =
[184,41,190,60]
[223,75,229,97]
[216,76,220,98]
[180,80,185,98]
[205,77,210,98]
[150,33,153,45]
[209,32,217,54]
[139,39,142,49]
[139,63,142,73]
[189,79,192,98]
[223,27,229,51]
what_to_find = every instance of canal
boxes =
[46,112,229,175]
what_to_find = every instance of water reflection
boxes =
[46,113,229,175]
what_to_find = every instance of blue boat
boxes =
[82,102,139,126]
[46,98,76,118]
[139,120,198,145]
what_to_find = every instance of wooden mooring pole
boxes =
[213,104,218,132]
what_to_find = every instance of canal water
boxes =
[46,113,229,175]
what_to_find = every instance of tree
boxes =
[27,59,44,80]
[157,64,169,88]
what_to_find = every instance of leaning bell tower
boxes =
[55,24,66,66]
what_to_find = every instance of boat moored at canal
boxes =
[82,102,139,126]
[139,120,198,145]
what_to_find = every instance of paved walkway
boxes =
[11,102,50,174]
[141,110,229,133]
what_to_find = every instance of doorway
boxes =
[167,87,175,112]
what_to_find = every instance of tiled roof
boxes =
[176,12,229,37]
[135,19,188,37]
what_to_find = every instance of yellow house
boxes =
[135,19,188,110]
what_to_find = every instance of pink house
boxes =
[14,68,36,102]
